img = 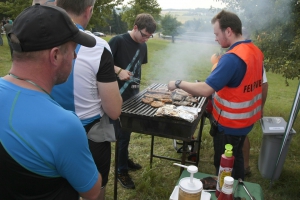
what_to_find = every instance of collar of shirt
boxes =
[228,39,252,51]
[76,24,84,31]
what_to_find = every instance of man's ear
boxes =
[49,47,60,66]
[84,5,93,18]
[226,27,232,36]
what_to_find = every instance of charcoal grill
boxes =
[120,83,208,170]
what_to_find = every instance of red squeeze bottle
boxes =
[215,144,235,197]
[217,176,234,200]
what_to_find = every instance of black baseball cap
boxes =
[9,4,96,52]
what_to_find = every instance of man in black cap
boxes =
[0,4,103,200]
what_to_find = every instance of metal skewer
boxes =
[238,178,256,200]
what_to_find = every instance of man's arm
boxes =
[98,81,122,120]
[97,46,122,120]
[168,81,215,97]
[79,173,102,200]
[57,115,104,200]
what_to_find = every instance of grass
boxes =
[1,35,300,200]
[0,35,12,74]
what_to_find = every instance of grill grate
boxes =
[122,83,206,118]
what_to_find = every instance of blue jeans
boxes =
[113,119,131,173]
[214,131,246,180]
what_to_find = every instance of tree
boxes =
[0,0,31,19]
[121,0,161,29]
[160,14,182,43]
[216,0,300,84]
[184,18,202,32]
[87,0,124,30]
[93,8,127,34]
[0,0,124,31]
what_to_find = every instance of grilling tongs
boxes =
[238,178,256,200]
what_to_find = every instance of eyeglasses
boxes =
[139,30,152,39]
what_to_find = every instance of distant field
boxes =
[161,9,217,23]
[161,10,198,23]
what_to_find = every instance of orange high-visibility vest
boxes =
[212,43,264,128]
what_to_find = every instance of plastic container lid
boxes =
[221,176,234,194]
[260,117,296,135]
[224,176,234,185]
[179,177,203,193]
[224,144,233,157]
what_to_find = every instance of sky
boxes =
[123,0,225,9]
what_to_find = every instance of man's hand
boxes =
[118,69,131,81]
[168,81,176,91]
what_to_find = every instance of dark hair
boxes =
[211,10,242,35]
[56,0,95,15]
[134,13,156,34]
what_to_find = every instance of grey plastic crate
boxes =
[258,117,296,180]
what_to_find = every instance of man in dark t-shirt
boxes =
[109,13,156,189]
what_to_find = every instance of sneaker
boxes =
[117,172,135,189]
[244,166,251,176]
[128,159,142,171]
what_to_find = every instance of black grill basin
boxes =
[120,83,207,141]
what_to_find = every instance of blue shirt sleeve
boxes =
[51,110,99,192]
[205,53,246,91]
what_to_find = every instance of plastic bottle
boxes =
[174,163,203,200]
[217,176,234,200]
[215,144,235,197]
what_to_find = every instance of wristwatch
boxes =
[175,80,182,88]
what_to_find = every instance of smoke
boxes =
[143,38,220,86]
[142,1,295,87]
[226,0,292,36]
[141,9,225,87]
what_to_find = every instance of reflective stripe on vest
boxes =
[214,92,262,109]
[213,98,262,120]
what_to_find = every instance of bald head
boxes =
[32,0,56,6]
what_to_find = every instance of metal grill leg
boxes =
[195,114,206,166]
[150,135,154,168]
[114,139,118,200]
[180,142,188,174]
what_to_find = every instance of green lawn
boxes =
[1,35,299,200]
